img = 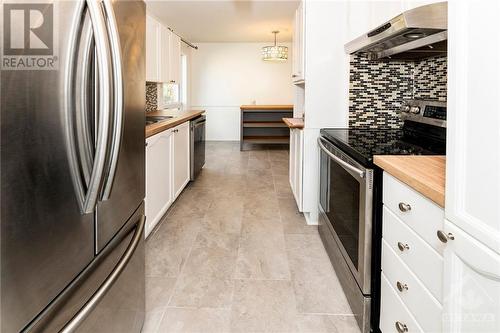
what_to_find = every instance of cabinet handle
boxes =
[170,80,176,83]
[398,202,411,212]
[396,281,408,292]
[397,242,410,252]
[437,230,455,243]
[395,321,408,333]
[292,74,298,78]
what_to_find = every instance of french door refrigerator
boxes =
[1,1,146,332]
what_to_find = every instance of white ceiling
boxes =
[145,0,298,43]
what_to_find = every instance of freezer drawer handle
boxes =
[59,214,145,333]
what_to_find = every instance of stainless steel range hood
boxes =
[345,2,447,60]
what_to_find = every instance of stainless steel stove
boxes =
[317,99,446,333]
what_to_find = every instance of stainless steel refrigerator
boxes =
[1,1,146,332]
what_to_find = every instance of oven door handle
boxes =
[318,137,365,179]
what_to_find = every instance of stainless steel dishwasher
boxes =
[190,115,206,180]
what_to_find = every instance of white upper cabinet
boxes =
[445,0,500,254]
[146,15,160,82]
[169,33,181,85]
[145,14,182,84]
[159,25,170,83]
[443,221,500,333]
[292,1,305,84]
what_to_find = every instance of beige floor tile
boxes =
[278,198,318,235]
[167,188,214,218]
[146,277,177,312]
[240,215,283,235]
[234,232,291,280]
[168,232,239,308]
[230,279,298,333]
[285,234,353,315]
[248,150,269,160]
[145,218,200,278]
[296,314,361,333]
[158,307,231,333]
[141,309,165,333]
[203,199,244,235]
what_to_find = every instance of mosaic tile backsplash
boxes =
[146,82,158,113]
[349,54,447,128]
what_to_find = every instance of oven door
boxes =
[318,137,373,294]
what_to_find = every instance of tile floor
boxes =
[143,142,360,333]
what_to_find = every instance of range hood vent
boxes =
[345,2,447,60]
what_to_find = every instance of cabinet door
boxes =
[292,1,305,83]
[443,221,500,333]
[289,129,303,211]
[159,25,170,83]
[145,130,173,236]
[445,0,500,253]
[289,129,296,190]
[146,15,159,82]
[172,122,190,199]
[169,33,181,84]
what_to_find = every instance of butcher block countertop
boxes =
[374,156,446,207]
[282,118,304,129]
[240,105,293,110]
[146,109,205,138]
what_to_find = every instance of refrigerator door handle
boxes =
[75,16,95,185]
[59,214,145,333]
[100,0,124,200]
[65,0,112,214]
[78,0,113,213]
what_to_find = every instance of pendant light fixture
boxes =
[262,31,288,62]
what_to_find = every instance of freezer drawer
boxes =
[25,204,145,333]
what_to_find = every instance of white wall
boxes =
[191,42,293,141]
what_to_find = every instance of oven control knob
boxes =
[410,106,421,114]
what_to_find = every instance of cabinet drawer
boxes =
[383,206,443,302]
[383,172,445,255]
[382,240,442,332]
[380,273,423,333]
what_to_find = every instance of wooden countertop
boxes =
[240,105,293,110]
[282,118,304,129]
[146,109,205,138]
[374,155,446,207]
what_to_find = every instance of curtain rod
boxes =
[168,27,198,50]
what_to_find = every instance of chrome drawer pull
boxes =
[395,321,409,333]
[397,242,410,252]
[398,202,412,212]
[396,281,408,292]
[437,230,455,243]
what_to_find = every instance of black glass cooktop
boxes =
[320,122,446,166]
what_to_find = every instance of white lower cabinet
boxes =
[145,121,191,237]
[442,221,500,333]
[380,273,424,333]
[289,128,303,211]
[381,171,446,332]
[145,129,173,236]
[172,121,190,199]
